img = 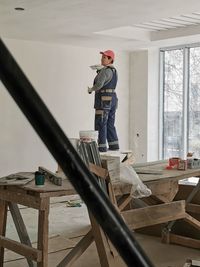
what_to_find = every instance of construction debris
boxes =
[183,259,200,267]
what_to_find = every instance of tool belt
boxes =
[100,89,115,93]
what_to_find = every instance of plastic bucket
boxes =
[79,130,98,143]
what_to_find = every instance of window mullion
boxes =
[159,51,164,159]
[182,48,189,159]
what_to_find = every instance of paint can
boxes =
[35,171,45,186]
[79,130,98,143]
[169,157,180,168]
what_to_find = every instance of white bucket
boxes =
[79,130,98,143]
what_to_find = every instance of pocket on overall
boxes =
[101,96,112,110]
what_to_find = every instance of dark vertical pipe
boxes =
[0,38,154,267]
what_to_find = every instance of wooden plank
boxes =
[132,160,168,168]
[101,156,120,183]
[113,183,132,197]
[0,236,42,261]
[89,213,116,267]
[37,190,76,198]
[108,182,118,207]
[186,203,200,214]
[89,163,108,179]
[0,189,42,209]
[147,180,178,197]
[142,196,160,206]
[155,181,179,202]
[9,203,34,267]
[151,195,171,203]
[165,233,200,249]
[122,200,186,229]
[184,213,200,230]
[118,195,132,211]
[0,200,8,267]
[9,203,33,246]
[57,230,94,267]
[138,165,200,183]
[37,198,49,267]
[106,181,119,259]
[150,180,179,203]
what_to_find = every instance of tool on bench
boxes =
[0,172,34,185]
[38,166,63,186]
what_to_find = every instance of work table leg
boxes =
[0,200,8,267]
[9,203,34,267]
[37,198,49,267]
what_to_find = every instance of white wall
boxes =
[129,48,160,162]
[130,51,148,162]
[0,38,130,176]
[147,48,160,161]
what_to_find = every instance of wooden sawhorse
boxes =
[0,165,121,267]
[0,184,51,267]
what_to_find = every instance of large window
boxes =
[160,44,200,159]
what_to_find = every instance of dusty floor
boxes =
[3,195,200,267]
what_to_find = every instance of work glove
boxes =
[88,87,93,94]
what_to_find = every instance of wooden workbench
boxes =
[1,162,200,266]
[0,170,119,267]
[115,162,200,249]
[0,177,76,267]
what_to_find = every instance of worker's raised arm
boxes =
[91,67,113,92]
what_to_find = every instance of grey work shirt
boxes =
[91,64,115,92]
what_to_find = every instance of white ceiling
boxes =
[1,0,200,50]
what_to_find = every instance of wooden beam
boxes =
[0,200,8,267]
[89,213,117,267]
[0,236,42,261]
[164,233,200,249]
[89,163,108,179]
[57,230,94,267]
[118,195,132,211]
[184,213,200,230]
[147,180,178,198]
[186,203,200,214]
[122,200,186,229]
[9,203,34,267]
[0,189,42,209]
[37,198,49,267]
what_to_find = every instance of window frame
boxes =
[159,42,200,159]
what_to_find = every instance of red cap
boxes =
[100,50,115,61]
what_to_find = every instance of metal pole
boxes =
[0,38,154,267]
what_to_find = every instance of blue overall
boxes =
[94,67,119,152]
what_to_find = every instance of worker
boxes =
[88,50,119,152]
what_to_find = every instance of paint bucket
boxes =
[79,130,98,143]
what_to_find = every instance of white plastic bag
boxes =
[120,164,152,198]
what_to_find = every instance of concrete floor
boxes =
[3,195,200,267]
